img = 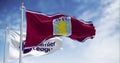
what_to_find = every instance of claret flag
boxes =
[25,10,96,47]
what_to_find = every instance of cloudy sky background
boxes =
[0,0,119,63]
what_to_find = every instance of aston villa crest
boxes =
[53,17,71,36]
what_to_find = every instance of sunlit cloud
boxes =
[78,0,119,63]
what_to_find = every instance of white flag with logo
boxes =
[9,31,62,60]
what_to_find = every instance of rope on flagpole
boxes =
[3,24,8,63]
[19,1,25,63]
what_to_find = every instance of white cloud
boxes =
[100,0,114,6]
[74,0,97,3]
[78,10,100,21]
[61,37,77,49]
[77,0,119,63]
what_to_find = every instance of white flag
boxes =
[9,31,62,60]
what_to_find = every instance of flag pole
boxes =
[19,1,25,63]
[3,24,8,63]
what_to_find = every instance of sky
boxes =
[0,0,119,63]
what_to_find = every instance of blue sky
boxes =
[0,0,119,63]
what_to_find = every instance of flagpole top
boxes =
[5,24,8,27]
[21,1,25,10]
[22,2,24,6]
[5,24,8,29]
